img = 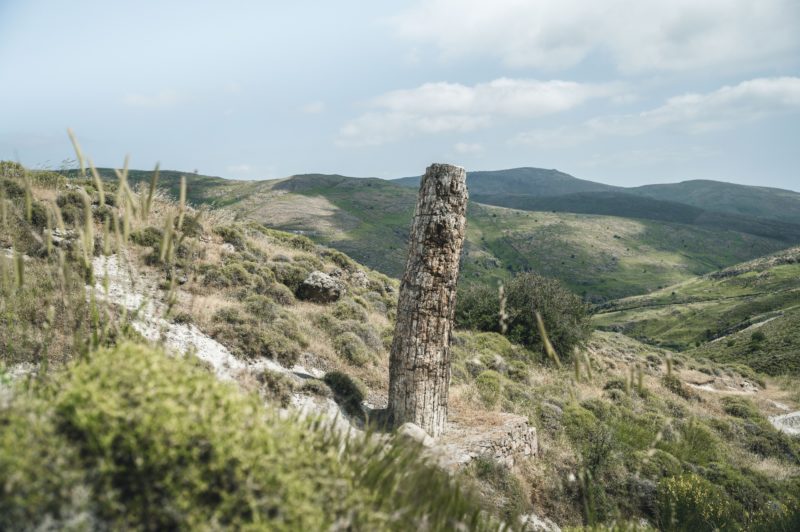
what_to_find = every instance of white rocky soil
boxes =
[92,253,350,431]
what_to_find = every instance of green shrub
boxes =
[468,457,527,523]
[258,369,296,407]
[563,403,615,474]
[130,226,163,248]
[0,343,488,530]
[660,418,720,466]
[299,378,332,398]
[507,360,529,382]
[31,170,67,188]
[332,299,368,322]
[56,190,88,225]
[213,225,246,249]
[334,331,371,366]
[321,248,356,270]
[270,261,310,291]
[323,371,366,418]
[244,294,280,321]
[721,396,760,420]
[211,308,302,366]
[264,282,296,304]
[455,283,501,332]
[475,370,503,407]
[657,474,737,531]
[0,160,26,179]
[179,213,204,238]
[661,374,696,401]
[0,176,25,198]
[456,273,591,360]
[637,449,682,480]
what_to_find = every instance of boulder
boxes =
[397,422,435,447]
[297,271,345,303]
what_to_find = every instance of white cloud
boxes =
[392,0,799,73]
[453,142,483,154]
[123,89,181,108]
[338,78,621,146]
[516,77,800,147]
[300,101,326,114]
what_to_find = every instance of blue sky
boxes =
[1,0,799,189]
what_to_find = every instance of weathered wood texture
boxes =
[388,163,468,437]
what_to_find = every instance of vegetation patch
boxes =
[0,343,488,530]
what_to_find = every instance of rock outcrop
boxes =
[296,271,345,303]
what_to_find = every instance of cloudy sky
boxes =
[1,0,799,188]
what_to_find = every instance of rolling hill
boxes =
[221,174,793,301]
[74,167,800,301]
[593,246,800,374]
[629,180,800,224]
[395,167,800,226]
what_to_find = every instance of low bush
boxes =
[334,331,371,366]
[661,374,696,401]
[56,190,88,225]
[332,299,369,322]
[264,282,295,304]
[467,457,527,524]
[211,307,303,366]
[475,370,503,407]
[213,225,246,249]
[657,473,737,531]
[258,369,296,407]
[323,371,366,418]
[0,343,488,530]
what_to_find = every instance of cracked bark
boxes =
[387,163,468,437]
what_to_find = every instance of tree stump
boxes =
[387,163,468,437]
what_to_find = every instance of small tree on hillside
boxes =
[456,273,591,360]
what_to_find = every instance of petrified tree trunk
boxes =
[388,163,468,437]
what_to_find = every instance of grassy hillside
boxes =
[469,191,800,244]
[221,174,790,300]
[71,168,799,301]
[3,160,800,530]
[593,247,800,374]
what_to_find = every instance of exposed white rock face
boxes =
[296,271,345,303]
[397,422,436,448]
[90,254,349,428]
[770,411,800,436]
[520,512,562,532]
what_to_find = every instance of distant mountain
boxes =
[395,167,618,196]
[469,191,800,244]
[397,169,800,226]
[628,180,800,224]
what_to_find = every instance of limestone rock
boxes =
[520,513,561,532]
[296,271,345,303]
[397,422,435,447]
